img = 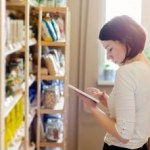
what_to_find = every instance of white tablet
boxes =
[68,84,99,103]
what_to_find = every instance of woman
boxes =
[77,15,150,150]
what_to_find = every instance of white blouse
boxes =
[104,62,150,149]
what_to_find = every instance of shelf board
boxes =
[7,0,26,6]
[40,109,64,114]
[41,40,65,47]
[40,140,64,147]
[40,6,67,14]
[41,75,65,80]
[20,38,37,48]
[4,92,23,117]
[5,43,23,56]
[5,38,36,56]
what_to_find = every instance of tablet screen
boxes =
[68,84,99,103]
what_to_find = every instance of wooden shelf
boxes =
[40,109,64,114]
[1,0,37,149]
[5,38,36,56]
[41,75,65,80]
[36,6,70,150]
[40,140,64,147]
[5,43,23,56]
[7,1,26,6]
[40,6,67,14]
[41,40,65,47]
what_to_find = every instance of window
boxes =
[99,0,142,83]
[106,0,141,23]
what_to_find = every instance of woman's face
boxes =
[101,40,127,65]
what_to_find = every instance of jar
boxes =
[44,85,60,109]
[45,118,62,141]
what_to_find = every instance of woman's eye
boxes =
[108,48,112,52]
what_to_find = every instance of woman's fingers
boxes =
[87,87,100,93]
[87,87,103,99]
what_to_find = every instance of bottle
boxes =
[45,118,61,141]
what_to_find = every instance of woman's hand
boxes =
[86,87,108,108]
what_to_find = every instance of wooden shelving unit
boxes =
[41,75,65,80]
[36,6,70,150]
[0,0,6,149]
[41,40,65,47]
[0,0,37,149]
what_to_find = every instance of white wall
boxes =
[142,0,150,46]
[67,0,109,150]
[67,0,81,149]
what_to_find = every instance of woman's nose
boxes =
[107,53,111,60]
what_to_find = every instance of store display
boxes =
[36,6,69,150]
[0,1,37,149]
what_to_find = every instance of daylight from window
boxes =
[99,0,142,82]
[106,0,141,23]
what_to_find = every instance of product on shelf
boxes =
[44,84,60,109]
[43,48,65,76]
[44,54,59,75]
[45,118,63,141]
[42,16,61,42]
[5,98,24,148]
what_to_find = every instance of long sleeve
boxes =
[114,67,136,139]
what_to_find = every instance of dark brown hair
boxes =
[99,15,146,60]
